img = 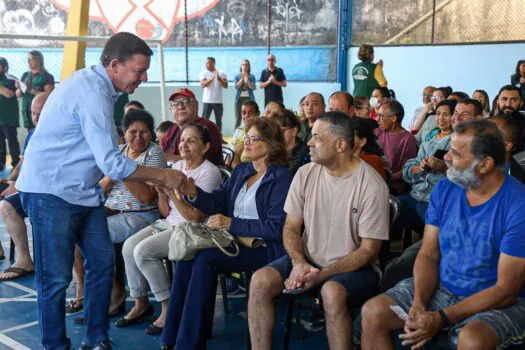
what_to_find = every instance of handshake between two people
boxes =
[150,169,197,200]
[150,169,233,231]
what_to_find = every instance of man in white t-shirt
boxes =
[199,57,228,131]
[248,111,390,350]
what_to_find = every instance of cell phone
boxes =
[390,305,409,321]
[433,149,448,160]
[282,287,304,295]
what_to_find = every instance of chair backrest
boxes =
[218,166,232,182]
[388,195,401,230]
[222,146,235,169]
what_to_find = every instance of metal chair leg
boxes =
[9,238,15,262]
[283,294,296,350]
[220,274,230,314]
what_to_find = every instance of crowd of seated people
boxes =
[3,49,525,350]
[159,117,291,349]
[117,123,223,334]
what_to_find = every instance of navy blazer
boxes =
[191,162,290,263]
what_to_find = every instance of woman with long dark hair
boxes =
[234,59,256,129]
[510,59,525,103]
[15,50,54,130]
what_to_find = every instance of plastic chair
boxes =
[280,195,401,349]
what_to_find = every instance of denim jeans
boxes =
[20,192,114,350]
[161,246,269,349]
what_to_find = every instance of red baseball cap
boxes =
[169,88,196,101]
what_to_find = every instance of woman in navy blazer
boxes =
[160,118,291,350]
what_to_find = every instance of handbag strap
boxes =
[209,236,240,257]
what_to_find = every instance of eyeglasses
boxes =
[169,99,193,109]
[355,105,370,110]
[430,96,443,102]
[377,113,393,119]
[244,134,264,144]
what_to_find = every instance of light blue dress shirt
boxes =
[16,64,138,207]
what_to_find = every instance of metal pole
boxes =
[337,0,352,91]
[431,0,436,43]
[267,0,271,54]
[184,0,189,85]
[158,42,167,121]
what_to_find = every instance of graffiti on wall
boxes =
[0,0,338,47]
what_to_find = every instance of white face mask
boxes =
[370,97,379,109]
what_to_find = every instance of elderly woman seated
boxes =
[115,124,223,334]
[159,117,292,350]
[70,109,167,317]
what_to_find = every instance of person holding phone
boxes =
[393,100,457,235]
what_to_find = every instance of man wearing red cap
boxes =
[160,88,224,165]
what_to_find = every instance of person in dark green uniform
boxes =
[15,50,54,130]
[0,57,21,169]
[352,44,388,98]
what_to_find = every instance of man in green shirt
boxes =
[297,92,326,143]
[0,58,20,169]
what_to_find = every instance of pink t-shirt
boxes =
[284,161,389,268]
[375,128,418,193]
[165,159,223,224]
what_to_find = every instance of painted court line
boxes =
[0,321,39,335]
[3,282,37,295]
[0,294,34,304]
[0,333,31,350]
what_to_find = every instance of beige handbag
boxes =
[168,222,239,261]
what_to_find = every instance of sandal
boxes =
[0,267,34,281]
[65,298,84,314]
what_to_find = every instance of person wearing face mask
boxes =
[352,44,388,98]
[369,87,393,121]
[413,86,453,145]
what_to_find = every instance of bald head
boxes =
[31,92,49,126]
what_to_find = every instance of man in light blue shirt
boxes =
[16,32,187,350]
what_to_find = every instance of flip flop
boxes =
[65,298,84,313]
[0,267,35,281]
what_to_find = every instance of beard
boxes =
[446,159,482,189]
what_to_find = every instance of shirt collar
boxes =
[93,64,122,102]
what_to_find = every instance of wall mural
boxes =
[0,0,338,47]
